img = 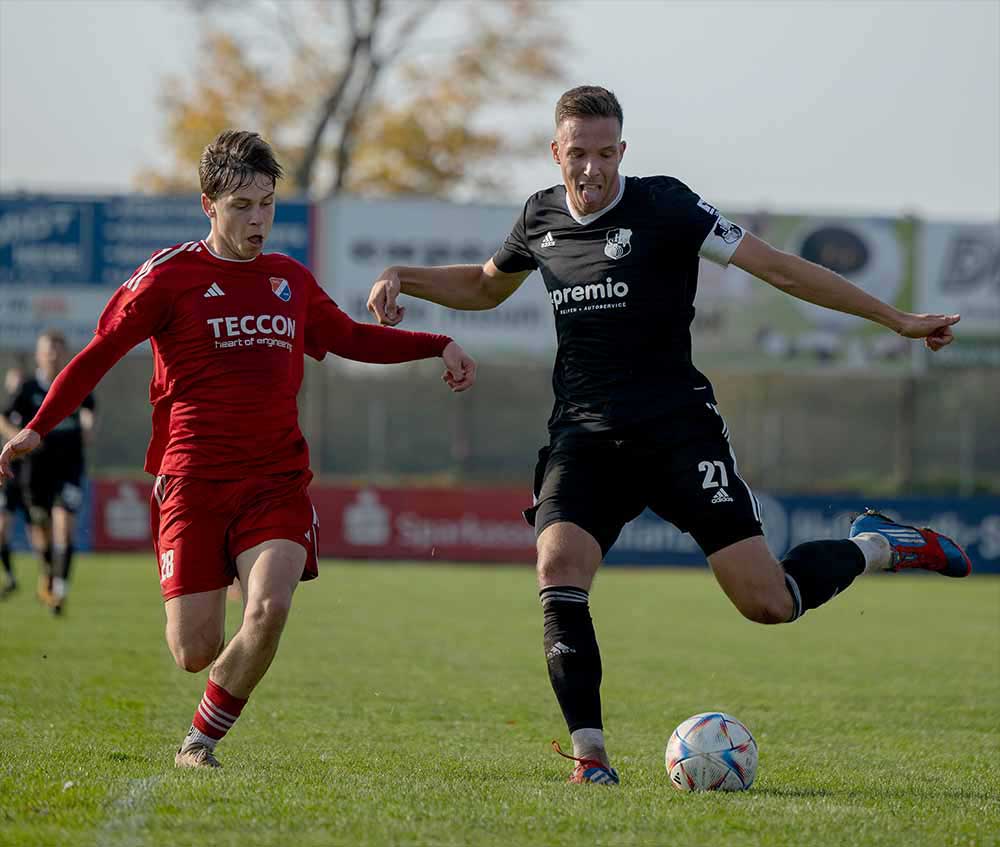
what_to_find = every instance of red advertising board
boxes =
[310,486,535,563]
[92,479,153,551]
[91,479,537,564]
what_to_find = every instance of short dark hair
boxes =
[199,130,283,200]
[555,86,623,131]
[38,329,67,348]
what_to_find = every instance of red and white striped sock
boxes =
[189,679,247,748]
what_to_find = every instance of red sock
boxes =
[192,679,247,741]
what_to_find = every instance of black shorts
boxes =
[524,402,763,558]
[0,475,28,518]
[21,460,86,521]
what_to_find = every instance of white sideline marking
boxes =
[99,775,163,845]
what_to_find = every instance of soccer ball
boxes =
[665,712,758,791]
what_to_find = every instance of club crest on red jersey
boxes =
[270,277,291,302]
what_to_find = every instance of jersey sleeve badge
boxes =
[698,206,746,267]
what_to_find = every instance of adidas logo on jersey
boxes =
[540,231,556,248]
[204,283,225,298]
[711,488,734,504]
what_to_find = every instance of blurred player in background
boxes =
[0,360,28,597]
[367,85,971,785]
[1,338,94,612]
[0,130,478,769]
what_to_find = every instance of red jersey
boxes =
[29,240,450,479]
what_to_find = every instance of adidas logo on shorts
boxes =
[711,488,734,504]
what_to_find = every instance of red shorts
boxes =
[150,470,319,601]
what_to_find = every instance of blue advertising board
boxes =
[605,494,1000,574]
[0,194,312,285]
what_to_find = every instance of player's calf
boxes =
[540,585,604,741]
[779,540,866,621]
[0,543,16,597]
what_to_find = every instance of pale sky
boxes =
[1,0,998,220]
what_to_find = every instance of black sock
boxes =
[781,540,865,620]
[53,544,74,583]
[1,544,12,579]
[41,545,53,588]
[540,586,603,733]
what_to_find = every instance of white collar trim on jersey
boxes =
[565,174,626,225]
[201,239,259,263]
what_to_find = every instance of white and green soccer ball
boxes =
[665,712,758,791]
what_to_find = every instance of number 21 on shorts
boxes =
[698,460,728,489]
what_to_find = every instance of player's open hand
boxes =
[441,341,477,392]
[0,428,41,482]
[367,268,405,326]
[896,312,960,352]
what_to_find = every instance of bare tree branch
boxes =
[380,0,438,58]
[333,0,434,194]
[332,53,379,194]
[266,0,308,58]
[294,0,370,192]
[152,0,566,198]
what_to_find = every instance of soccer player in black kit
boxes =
[366,86,971,784]
[0,362,29,597]
[1,332,95,614]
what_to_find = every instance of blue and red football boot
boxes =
[551,740,620,785]
[850,507,971,577]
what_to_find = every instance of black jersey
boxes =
[493,175,745,437]
[3,377,94,468]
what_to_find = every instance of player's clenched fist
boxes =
[0,428,40,481]
[894,312,960,352]
[368,268,405,326]
[441,341,477,393]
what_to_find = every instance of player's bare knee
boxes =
[170,637,222,673]
[735,589,793,625]
[536,549,584,586]
[244,592,292,635]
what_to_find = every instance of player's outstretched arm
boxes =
[0,334,132,482]
[307,300,478,392]
[367,261,531,326]
[732,233,960,351]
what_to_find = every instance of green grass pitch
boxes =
[1,554,998,846]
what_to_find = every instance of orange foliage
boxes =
[137,1,565,198]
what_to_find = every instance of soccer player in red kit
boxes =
[0,130,478,768]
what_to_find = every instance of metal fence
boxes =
[4,350,994,496]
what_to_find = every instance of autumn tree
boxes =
[139,0,566,198]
